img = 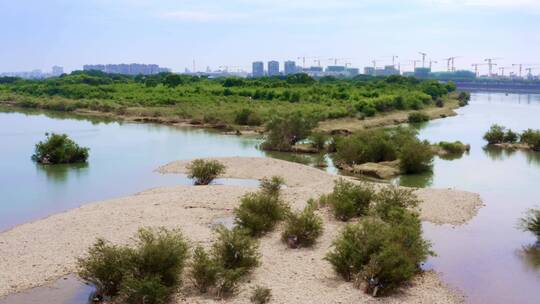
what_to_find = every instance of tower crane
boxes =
[392,55,399,68]
[411,60,421,70]
[484,58,502,77]
[328,58,352,65]
[443,57,460,72]
[498,66,512,77]
[429,60,438,70]
[297,56,318,68]
[471,63,488,77]
[371,59,381,69]
[418,52,427,68]
[512,64,540,78]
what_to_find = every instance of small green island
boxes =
[484,124,540,151]
[32,133,89,164]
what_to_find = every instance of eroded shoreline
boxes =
[0,157,482,303]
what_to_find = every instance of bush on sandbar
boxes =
[325,179,375,221]
[281,203,324,248]
[187,159,226,185]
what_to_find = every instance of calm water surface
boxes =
[396,92,540,304]
[0,107,263,231]
[1,92,540,303]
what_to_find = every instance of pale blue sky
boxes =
[1,0,539,74]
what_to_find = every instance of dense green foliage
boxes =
[438,141,469,154]
[186,159,226,185]
[250,286,272,304]
[457,91,471,106]
[261,113,315,151]
[520,208,540,239]
[0,72,457,127]
[399,140,434,174]
[371,186,420,221]
[190,246,219,293]
[407,112,430,123]
[77,228,189,303]
[234,177,289,236]
[281,204,324,248]
[333,127,434,174]
[483,124,506,144]
[484,125,540,151]
[326,208,432,296]
[521,129,540,151]
[32,133,89,164]
[325,179,375,221]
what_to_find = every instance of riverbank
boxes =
[0,157,482,303]
[0,96,462,137]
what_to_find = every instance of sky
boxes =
[1,0,540,74]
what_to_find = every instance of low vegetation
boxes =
[484,125,540,151]
[78,228,190,304]
[407,111,429,123]
[519,208,540,239]
[261,113,315,151]
[250,286,272,304]
[186,159,226,185]
[457,91,471,107]
[0,72,458,131]
[325,186,432,296]
[234,176,288,237]
[32,133,89,164]
[323,179,375,221]
[437,141,470,154]
[282,204,324,248]
[399,139,434,174]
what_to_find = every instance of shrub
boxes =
[234,108,262,126]
[326,211,432,296]
[309,133,327,151]
[77,239,134,296]
[78,228,190,302]
[190,246,219,293]
[120,275,170,304]
[519,208,540,238]
[457,91,471,106]
[187,159,226,185]
[334,129,398,165]
[282,205,324,248]
[521,129,540,151]
[399,140,434,174]
[407,112,429,123]
[250,286,272,304]
[259,175,285,196]
[435,98,444,107]
[438,141,469,154]
[371,186,420,221]
[234,192,289,236]
[261,113,316,151]
[483,124,505,144]
[326,179,374,221]
[32,133,89,164]
[504,129,519,143]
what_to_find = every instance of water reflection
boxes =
[482,145,516,161]
[517,244,540,276]
[395,171,434,188]
[35,162,89,183]
[0,105,119,126]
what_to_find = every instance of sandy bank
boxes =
[0,157,481,303]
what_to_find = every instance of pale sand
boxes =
[0,157,482,303]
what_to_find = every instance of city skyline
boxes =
[1,1,540,74]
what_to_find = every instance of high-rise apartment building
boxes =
[268,61,280,76]
[252,61,264,77]
[284,61,296,75]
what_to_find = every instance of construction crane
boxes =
[297,56,318,68]
[418,52,427,68]
[498,66,512,77]
[391,55,399,68]
[512,64,540,78]
[411,60,421,70]
[443,57,460,72]
[372,59,381,69]
[471,63,488,77]
[328,57,352,65]
[484,58,502,77]
[313,58,322,67]
[429,60,438,70]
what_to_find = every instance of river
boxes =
[1,92,540,303]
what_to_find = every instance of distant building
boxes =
[51,66,64,76]
[284,61,297,75]
[268,61,280,76]
[83,63,170,75]
[252,61,264,77]
[374,65,400,76]
[326,66,346,73]
[364,67,375,75]
[346,68,360,76]
[414,67,431,78]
